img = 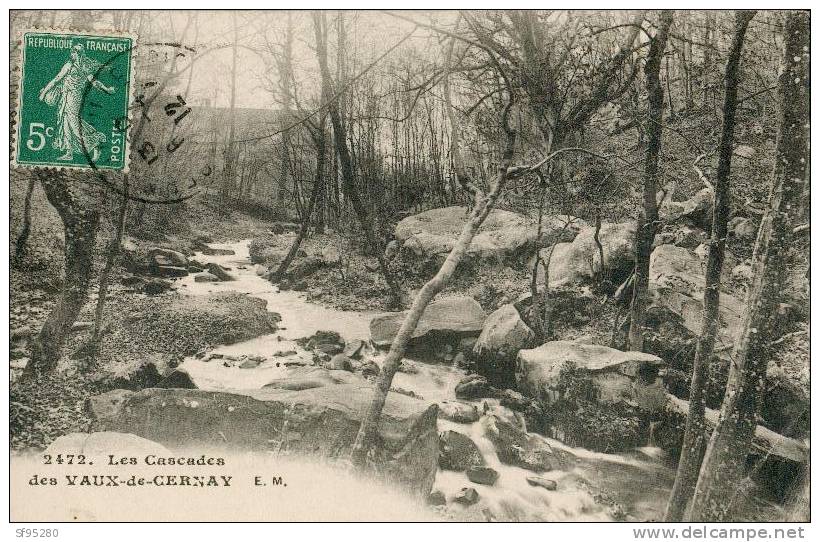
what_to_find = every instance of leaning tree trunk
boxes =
[687,10,809,521]
[350,129,517,468]
[628,11,673,351]
[24,172,101,378]
[664,10,756,522]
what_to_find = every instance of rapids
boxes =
[174,240,675,521]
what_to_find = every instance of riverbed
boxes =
[173,240,675,521]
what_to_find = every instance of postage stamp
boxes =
[13,30,135,171]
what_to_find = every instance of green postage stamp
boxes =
[13,30,135,171]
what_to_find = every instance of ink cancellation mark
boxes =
[13,29,136,171]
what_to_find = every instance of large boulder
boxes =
[87,383,439,497]
[660,187,714,231]
[472,304,535,386]
[648,244,743,350]
[535,221,636,289]
[516,341,666,452]
[393,208,585,272]
[89,293,278,389]
[370,296,486,348]
[394,207,538,266]
[481,414,560,472]
[438,430,485,471]
[149,248,188,268]
[516,341,666,411]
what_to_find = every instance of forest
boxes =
[8,9,810,522]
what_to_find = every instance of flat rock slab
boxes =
[370,296,486,348]
[516,341,667,413]
[87,383,439,496]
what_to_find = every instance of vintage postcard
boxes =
[7,8,811,528]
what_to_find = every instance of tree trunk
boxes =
[687,10,809,521]
[277,12,293,216]
[274,127,326,281]
[664,10,755,521]
[24,172,101,378]
[13,178,37,265]
[221,12,239,210]
[86,184,130,365]
[628,11,673,351]
[350,129,517,468]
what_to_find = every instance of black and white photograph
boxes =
[5,6,813,528]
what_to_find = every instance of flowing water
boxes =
[174,240,675,521]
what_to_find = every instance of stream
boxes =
[173,240,675,521]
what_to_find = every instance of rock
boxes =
[143,278,172,295]
[194,272,220,283]
[254,264,268,276]
[328,354,353,372]
[359,360,380,378]
[452,487,480,506]
[526,476,557,491]
[321,245,341,265]
[482,414,555,472]
[731,263,754,283]
[155,368,198,389]
[660,187,714,231]
[452,352,466,368]
[472,304,535,386]
[45,431,171,457]
[239,357,263,369]
[426,490,446,506]
[263,367,360,391]
[438,401,480,424]
[466,466,499,486]
[535,222,636,289]
[516,341,666,412]
[649,245,744,351]
[370,296,486,348]
[729,216,758,242]
[249,236,286,265]
[188,265,204,273]
[733,144,756,159]
[149,247,188,268]
[205,263,235,281]
[303,330,345,355]
[87,383,439,496]
[343,339,367,359]
[455,374,501,400]
[398,360,419,374]
[394,206,542,266]
[153,265,189,278]
[474,304,535,359]
[198,247,235,256]
[439,430,485,471]
[287,256,324,280]
[384,240,401,261]
[121,275,144,287]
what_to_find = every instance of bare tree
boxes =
[628,10,673,351]
[687,10,809,521]
[664,10,756,521]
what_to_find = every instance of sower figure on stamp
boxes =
[38,43,115,161]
